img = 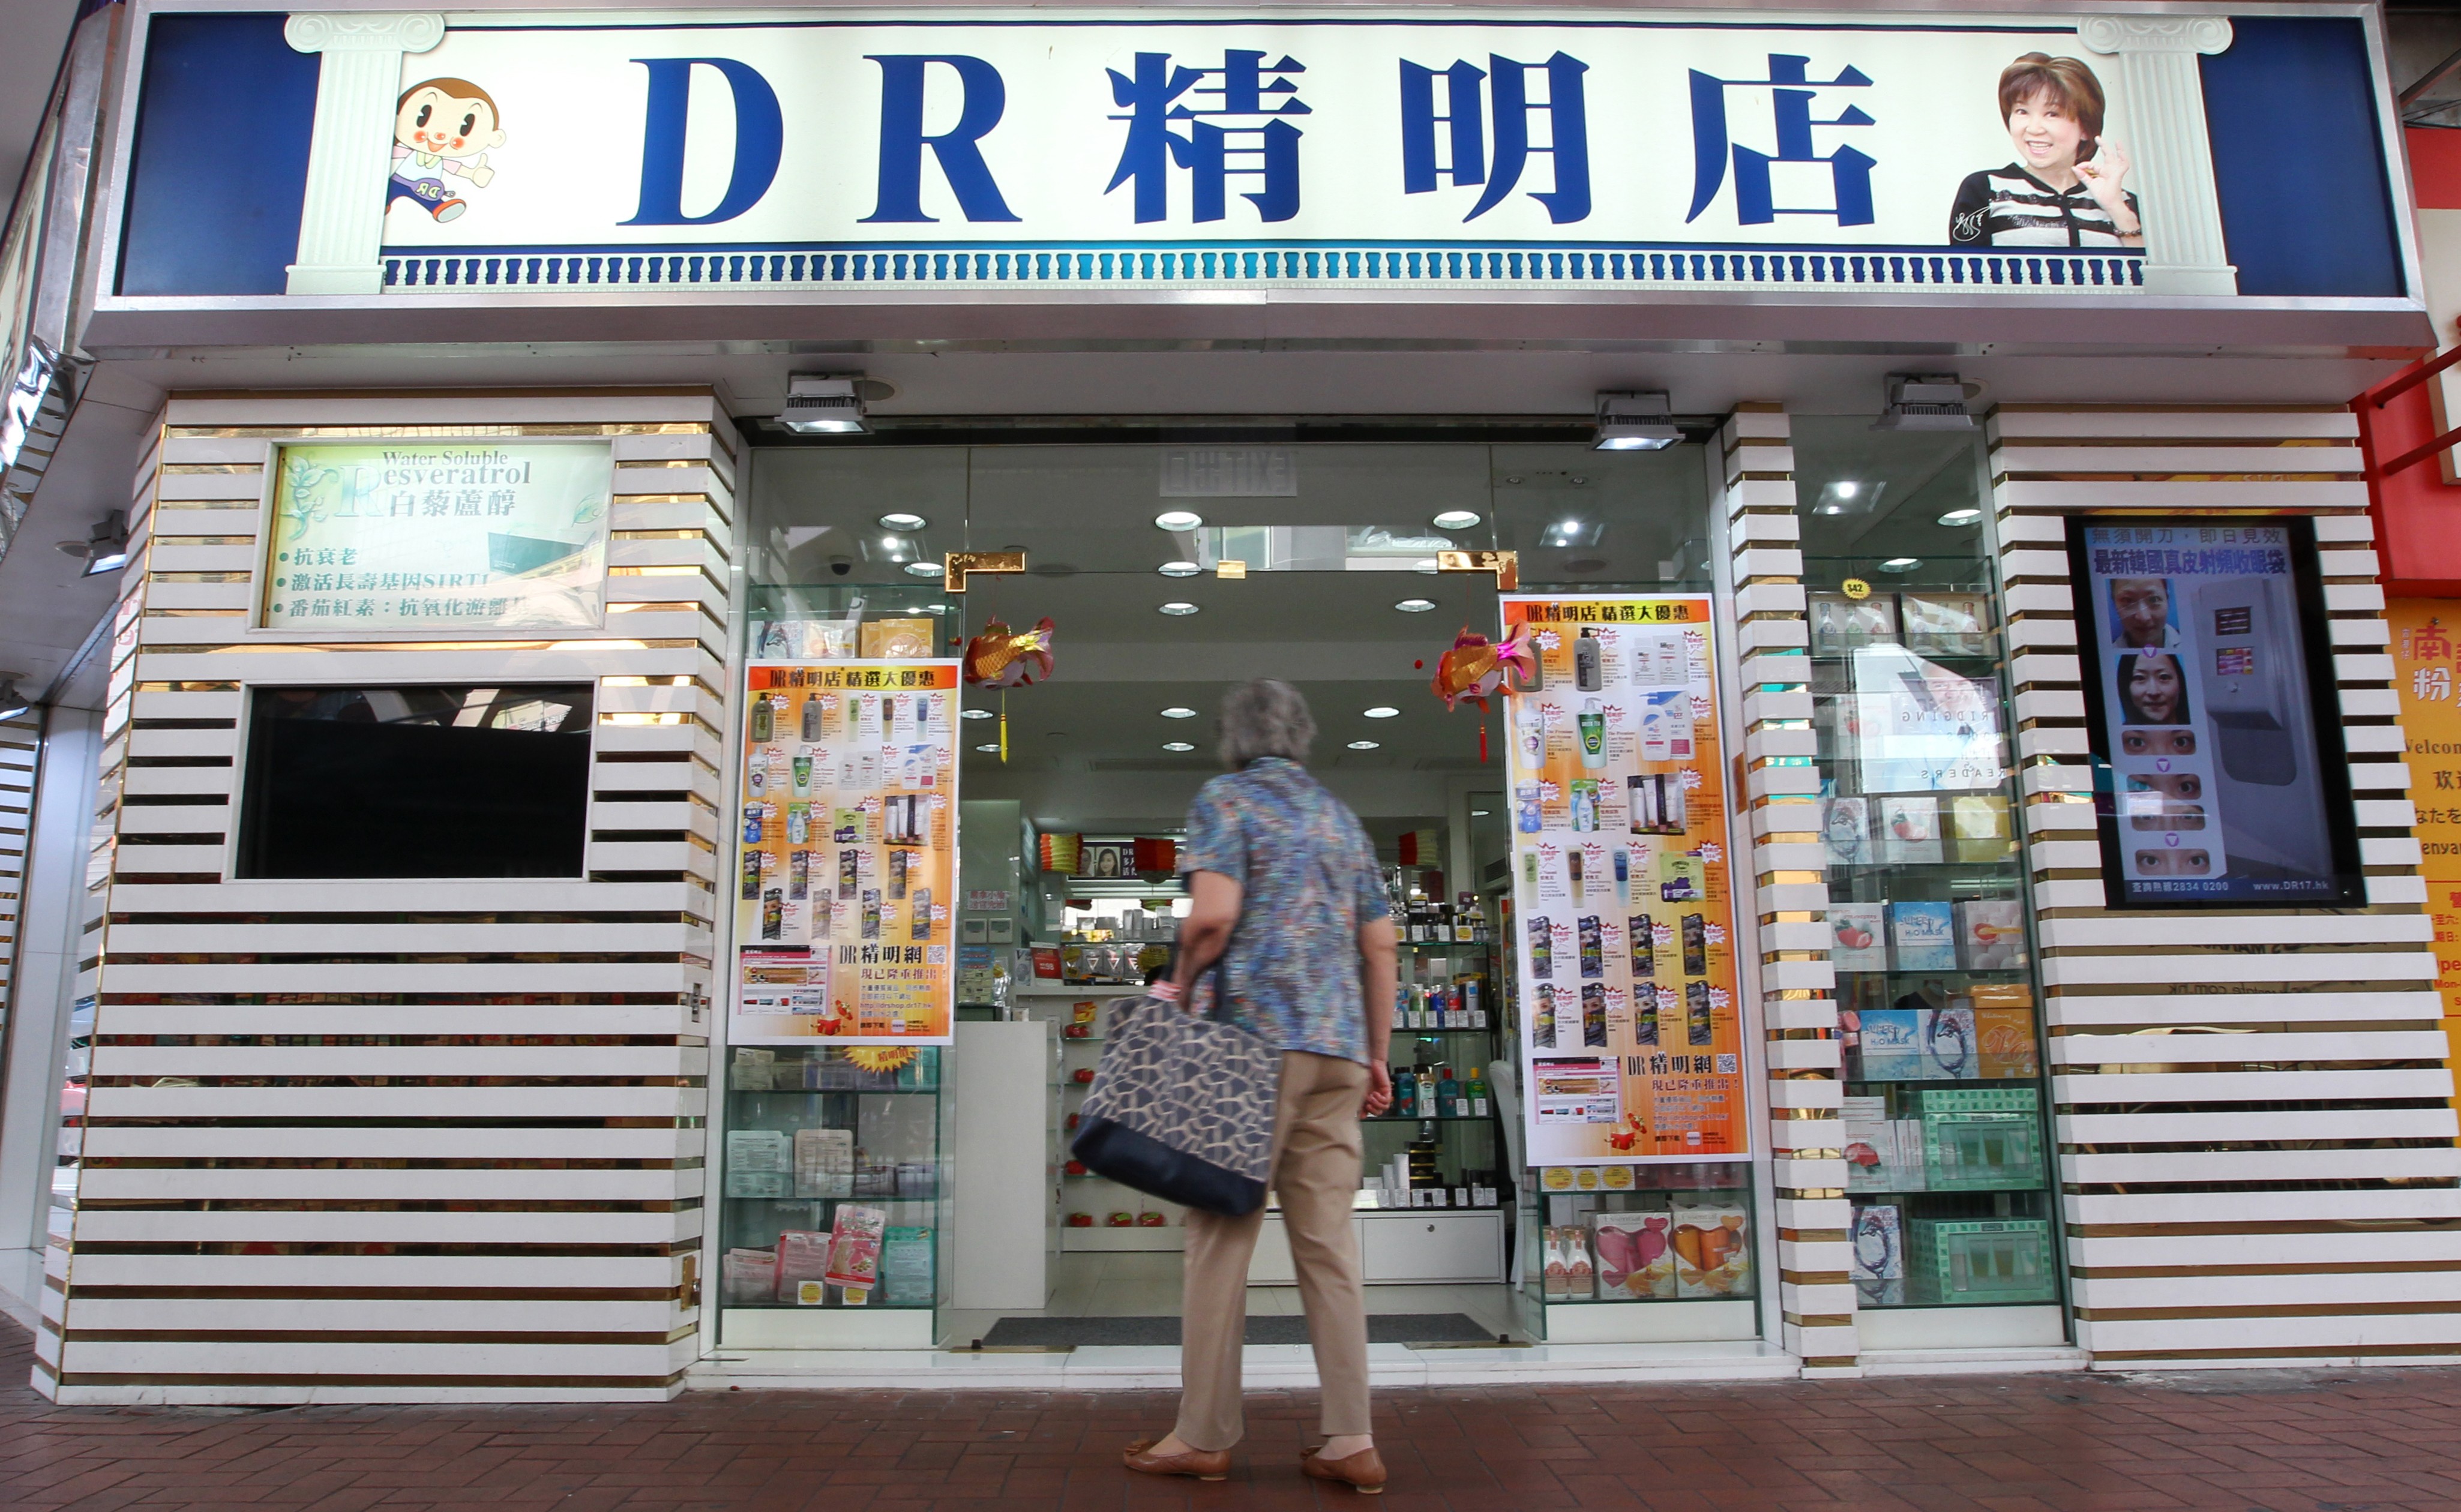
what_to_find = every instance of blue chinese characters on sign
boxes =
[1399,52,1590,223]
[1106,50,1310,223]
[1687,54,1876,227]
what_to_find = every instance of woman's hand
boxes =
[2076,140,2140,235]
[1362,1063,1393,1118]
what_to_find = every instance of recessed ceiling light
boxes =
[1880,557,1922,573]
[1160,706,1198,719]
[960,708,993,720]
[903,560,942,577]
[878,512,927,531]
[1158,560,1203,577]
[1155,509,1204,532]
[1394,598,1437,613]
[1159,602,1200,616]
[1431,509,1481,530]
[974,743,1000,752]
[1347,740,1381,751]
[1938,507,1983,526]
[1540,518,1603,548]
[1162,741,1196,752]
[1363,706,1401,719]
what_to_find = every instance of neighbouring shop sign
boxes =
[733,661,961,1046]
[260,440,611,630]
[2069,518,2364,908]
[1500,595,1747,1165]
[2388,599,2461,1108]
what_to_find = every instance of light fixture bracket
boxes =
[1874,372,1980,432]
[1438,549,1519,589]
[1593,391,1682,451]
[780,374,871,434]
[944,550,1026,592]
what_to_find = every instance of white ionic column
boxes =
[284,12,445,296]
[2081,14,2237,298]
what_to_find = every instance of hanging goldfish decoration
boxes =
[963,617,1056,689]
[1429,622,1538,712]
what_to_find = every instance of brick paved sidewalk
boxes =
[5,1319,2461,1511]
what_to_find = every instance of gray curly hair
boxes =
[1216,679,1315,769]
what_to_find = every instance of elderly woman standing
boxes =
[1123,679,1398,1493]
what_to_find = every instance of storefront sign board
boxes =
[2068,517,2365,908]
[2388,599,2461,1104]
[733,661,960,1046]
[1500,594,1747,1165]
[260,439,611,630]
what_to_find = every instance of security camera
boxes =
[828,555,854,577]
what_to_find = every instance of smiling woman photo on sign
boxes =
[1950,53,2144,248]
[2118,652,2192,727]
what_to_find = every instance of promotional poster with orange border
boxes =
[2388,601,2461,1105]
[1500,595,1749,1164]
[733,660,960,1046]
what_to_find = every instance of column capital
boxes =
[2078,14,2232,56]
[284,11,445,56]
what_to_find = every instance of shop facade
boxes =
[1,0,2456,1403]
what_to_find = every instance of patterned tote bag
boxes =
[1069,977,1281,1216]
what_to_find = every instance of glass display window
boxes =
[1795,416,2060,1313]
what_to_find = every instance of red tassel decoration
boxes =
[1479,719,1489,764]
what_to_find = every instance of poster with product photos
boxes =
[733,659,960,1044]
[1501,595,1748,1166]
[2069,518,2362,907]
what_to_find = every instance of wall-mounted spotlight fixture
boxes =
[1874,373,1979,432]
[780,374,870,434]
[0,674,29,722]
[57,510,128,575]
[1593,391,1681,451]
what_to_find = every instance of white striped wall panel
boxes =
[37,391,734,1405]
[1988,404,2461,1367]
[0,712,35,1058]
[1725,406,1858,1372]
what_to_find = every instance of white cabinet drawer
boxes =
[1360,1211,1504,1283]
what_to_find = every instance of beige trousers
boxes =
[1174,1050,1372,1451]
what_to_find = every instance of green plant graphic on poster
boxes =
[263,440,612,629]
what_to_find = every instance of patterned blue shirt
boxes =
[1181,758,1390,1064]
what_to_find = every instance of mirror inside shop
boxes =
[714,428,2059,1349]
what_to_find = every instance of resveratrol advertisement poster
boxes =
[733,660,960,1045]
[1500,595,1749,1165]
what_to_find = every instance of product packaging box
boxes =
[1592,1212,1677,1299]
[1809,591,1899,653]
[725,1129,792,1198]
[793,1126,855,1199]
[722,1247,778,1306]
[1888,901,1959,973]
[1907,1217,2055,1304]
[1850,1204,1907,1306]
[1917,1000,1979,1079]
[1543,1226,1595,1300]
[880,1226,934,1305]
[776,1229,831,1305]
[1822,795,1872,868]
[1955,899,2027,971]
[731,1046,777,1091]
[1877,796,1943,866]
[859,617,934,659]
[1972,983,2040,1078]
[1669,1199,1752,1298]
[824,1203,888,1292]
[1840,1095,1893,1193]
[1949,794,2015,863]
[1900,592,1992,657]
[1854,1008,1923,1081]
[1828,902,1889,973]
[1913,1086,2045,1190]
[1890,1120,1928,1190]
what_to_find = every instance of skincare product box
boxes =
[776,1229,831,1306]
[1850,1204,1906,1306]
[725,1130,792,1198]
[1973,983,2040,1078]
[1669,1200,1751,1299]
[1877,795,1943,866]
[1854,1008,1922,1081]
[1918,1000,1979,1080]
[1828,902,1889,973]
[1954,899,2027,971]
[1840,1095,1893,1193]
[793,1127,854,1199]
[1888,901,1959,973]
[1592,1212,1677,1299]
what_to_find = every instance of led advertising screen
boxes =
[2069,517,2363,908]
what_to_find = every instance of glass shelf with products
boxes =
[1369,872,1512,1218]
[1519,1162,1759,1307]
[718,1046,951,1313]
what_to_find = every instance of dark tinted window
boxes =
[236,685,593,878]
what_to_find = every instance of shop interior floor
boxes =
[976,1312,1498,1348]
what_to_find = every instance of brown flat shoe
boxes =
[1300,1445,1387,1493]
[1123,1438,1230,1481]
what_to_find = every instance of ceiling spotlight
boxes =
[1431,509,1482,531]
[1347,740,1381,751]
[1813,481,1884,518]
[780,373,870,434]
[975,742,1002,753]
[1162,741,1196,752]
[58,511,129,576]
[1938,507,1984,527]
[1394,598,1437,613]
[1874,372,1978,432]
[1160,707,1198,719]
[1539,518,1603,548]
[877,511,927,531]
[960,708,993,720]
[1159,601,1200,616]
[904,560,942,578]
[1154,510,1204,532]
[0,675,27,722]
[1880,556,1922,573]
[1593,391,1681,451]
[1158,560,1203,577]
[1363,706,1401,719]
